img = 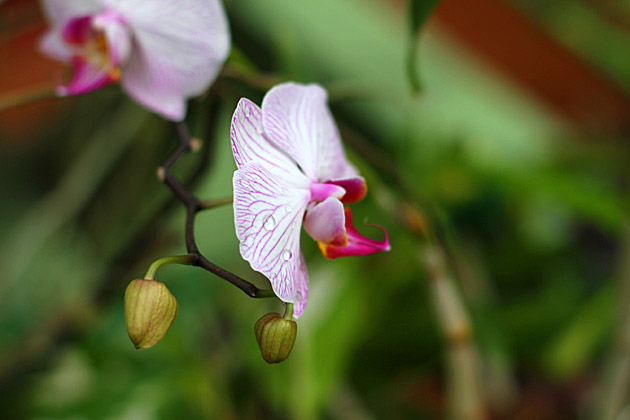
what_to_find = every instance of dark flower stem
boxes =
[157,115,275,299]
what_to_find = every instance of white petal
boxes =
[292,253,309,318]
[233,162,310,304]
[39,30,72,62]
[261,82,357,182]
[231,98,305,184]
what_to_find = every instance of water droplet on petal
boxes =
[296,291,304,301]
[290,223,296,230]
[282,250,292,261]
[263,215,276,230]
[244,107,251,118]
[285,204,292,212]
[245,237,254,246]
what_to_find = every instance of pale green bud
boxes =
[254,313,297,364]
[124,279,178,349]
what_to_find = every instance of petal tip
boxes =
[328,177,368,204]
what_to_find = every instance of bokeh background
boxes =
[1,0,629,419]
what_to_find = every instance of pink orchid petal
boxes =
[262,83,357,181]
[122,56,186,121]
[318,207,390,260]
[231,98,307,185]
[40,0,229,120]
[303,197,347,246]
[233,162,310,305]
[58,56,117,96]
[119,0,230,120]
[327,177,367,204]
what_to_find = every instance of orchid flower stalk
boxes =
[231,82,390,318]
[39,0,230,121]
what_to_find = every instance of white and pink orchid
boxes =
[39,0,230,121]
[231,83,390,317]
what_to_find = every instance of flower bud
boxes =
[254,313,297,364]
[124,279,178,349]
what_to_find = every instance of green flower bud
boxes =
[124,279,178,349]
[254,312,297,364]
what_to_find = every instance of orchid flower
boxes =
[39,0,230,121]
[231,83,390,317]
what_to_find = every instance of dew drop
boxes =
[296,291,304,301]
[285,204,292,212]
[244,107,251,117]
[282,250,292,261]
[290,223,296,230]
[245,237,254,247]
[263,215,277,230]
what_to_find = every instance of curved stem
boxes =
[157,106,276,300]
[283,303,294,321]
[144,254,197,280]
[200,196,233,210]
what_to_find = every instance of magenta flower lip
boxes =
[317,207,390,260]
[231,82,390,317]
[39,0,231,120]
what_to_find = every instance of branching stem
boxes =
[157,116,275,299]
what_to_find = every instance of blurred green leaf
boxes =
[542,283,617,378]
[406,0,441,93]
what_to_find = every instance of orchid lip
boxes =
[318,207,390,260]
[56,11,128,96]
[57,56,119,96]
[303,197,347,246]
